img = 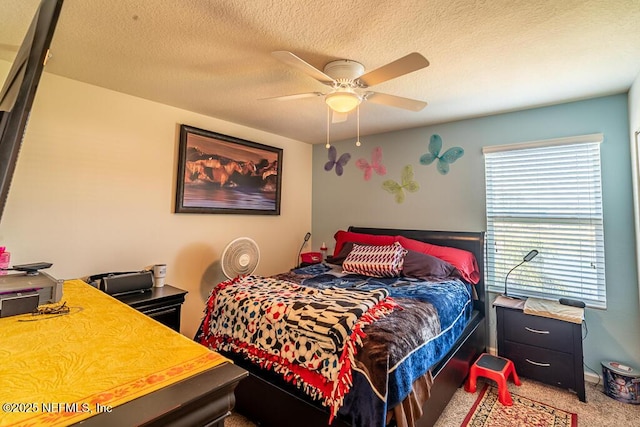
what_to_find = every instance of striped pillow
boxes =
[342,242,407,277]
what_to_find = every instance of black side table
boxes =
[495,303,586,402]
[114,285,187,332]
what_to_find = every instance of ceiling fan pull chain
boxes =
[326,106,331,148]
[356,105,361,147]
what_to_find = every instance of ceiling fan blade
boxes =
[332,111,348,123]
[272,51,335,86]
[259,92,324,101]
[365,91,427,111]
[357,53,429,87]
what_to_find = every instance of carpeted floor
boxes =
[226,379,640,426]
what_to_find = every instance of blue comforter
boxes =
[276,263,474,427]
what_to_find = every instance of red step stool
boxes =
[465,353,521,406]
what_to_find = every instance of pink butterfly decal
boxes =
[355,146,387,181]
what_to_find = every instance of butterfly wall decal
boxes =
[324,145,351,176]
[419,134,464,175]
[355,146,387,181]
[382,165,419,203]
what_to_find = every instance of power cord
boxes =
[582,317,601,387]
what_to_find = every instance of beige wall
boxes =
[0,64,313,338]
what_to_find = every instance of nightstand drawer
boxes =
[502,308,574,352]
[504,341,576,390]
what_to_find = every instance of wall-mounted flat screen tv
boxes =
[0,0,64,223]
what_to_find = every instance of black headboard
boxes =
[348,226,487,317]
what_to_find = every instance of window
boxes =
[483,134,606,308]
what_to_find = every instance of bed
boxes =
[197,226,488,427]
[0,279,247,427]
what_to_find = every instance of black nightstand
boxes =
[496,304,586,402]
[114,285,187,332]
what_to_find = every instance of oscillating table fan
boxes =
[221,237,260,279]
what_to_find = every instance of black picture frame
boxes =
[175,125,282,215]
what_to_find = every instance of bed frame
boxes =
[232,227,488,427]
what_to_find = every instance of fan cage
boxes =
[221,237,260,279]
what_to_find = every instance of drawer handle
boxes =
[525,326,550,334]
[525,358,551,367]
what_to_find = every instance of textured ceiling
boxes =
[2,0,640,144]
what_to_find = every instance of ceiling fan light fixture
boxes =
[325,90,362,113]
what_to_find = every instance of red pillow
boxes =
[397,236,480,284]
[332,230,395,257]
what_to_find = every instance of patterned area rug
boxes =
[462,384,578,427]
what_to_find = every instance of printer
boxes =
[0,271,63,317]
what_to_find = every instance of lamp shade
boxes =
[325,91,362,113]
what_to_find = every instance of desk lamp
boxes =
[504,250,538,298]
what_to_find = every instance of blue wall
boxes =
[312,94,640,374]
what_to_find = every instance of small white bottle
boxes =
[320,242,328,261]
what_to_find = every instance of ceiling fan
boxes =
[265,51,430,121]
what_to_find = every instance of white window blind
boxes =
[483,134,606,308]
